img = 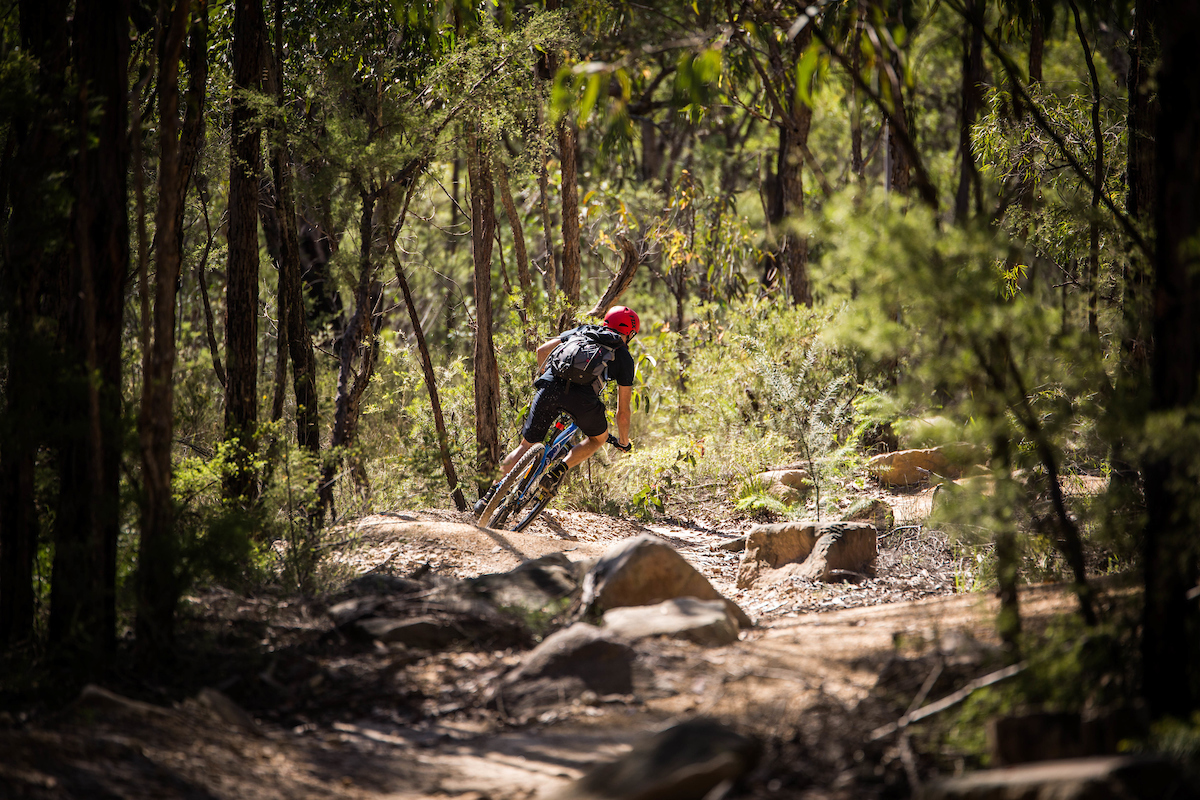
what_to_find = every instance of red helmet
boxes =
[603,305,640,337]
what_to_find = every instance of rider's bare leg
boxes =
[500,439,537,473]
[564,430,608,468]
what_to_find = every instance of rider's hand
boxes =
[610,439,632,453]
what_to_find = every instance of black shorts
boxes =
[521,380,609,442]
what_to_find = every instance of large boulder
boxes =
[464,552,580,619]
[602,598,740,646]
[752,468,810,503]
[555,718,760,800]
[581,534,752,629]
[868,447,955,487]
[917,756,1195,800]
[737,522,877,589]
[489,623,636,716]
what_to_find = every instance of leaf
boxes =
[578,73,602,127]
[795,42,820,108]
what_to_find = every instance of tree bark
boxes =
[224,0,265,505]
[136,0,191,658]
[953,0,985,223]
[268,0,320,464]
[1122,0,1158,372]
[558,120,581,326]
[50,0,130,665]
[468,129,501,488]
[322,188,382,515]
[1142,0,1200,719]
[495,160,534,327]
[0,0,70,647]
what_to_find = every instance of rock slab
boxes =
[737,522,877,588]
[602,598,740,646]
[555,718,760,800]
[868,447,954,486]
[581,534,752,628]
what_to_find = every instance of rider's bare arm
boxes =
[535,338,560,373]
[616,384,632,447]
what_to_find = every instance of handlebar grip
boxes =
[610,439,632,453]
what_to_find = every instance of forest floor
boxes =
[0,484,1113,800]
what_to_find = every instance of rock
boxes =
[712,537,746,553]
[465,552,579,617]
[344,573,424,596]
[580,534,752,629]
[868,447,956,486]
[195,688,263,736]
[491,623,637,715]
[843,498,895,531]
[737,522,877,588]
[753,468,810,502]
[503,624,635,692]
[335,593,533,650]
[555,718,760,800]
[917,756,1196,800]
[602,598,740,646]
[353,615,463,649]
[790,525,878,582]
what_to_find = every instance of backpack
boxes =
[546,324,624,393]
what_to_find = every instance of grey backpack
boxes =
[547,325,624,393]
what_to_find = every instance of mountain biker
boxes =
[474,306,640,516]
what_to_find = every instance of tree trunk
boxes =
[468,129,501,488]
[0,0,70,647]
[136,0,191,659]
[51,0,130,665]
[268,0,320,466]
[495,160,534,329]
[779,27,815,308]
[322,188,382,515]
[387,238,468,511]
[224,0,265,505]
[559,120,581,326]
[1142,0,1200,719]
[953,0,985,223]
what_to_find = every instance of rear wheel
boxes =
[477,444,544,528]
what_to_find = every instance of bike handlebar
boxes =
[609,439,632,453]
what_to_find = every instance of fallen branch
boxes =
[870,661,1026,740]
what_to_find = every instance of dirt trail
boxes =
[0,494,1087,799]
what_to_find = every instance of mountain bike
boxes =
[477,413,625,532]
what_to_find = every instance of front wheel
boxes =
[477,443,545,529]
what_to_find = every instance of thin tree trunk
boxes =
[136,0,190,658]
[588,234,640,317]
[537,139,558,300]
[322,187,379,516]
[386,219,468,512]
[954,0,985,223]
[269,0,320,470]
[559,120,581,327]
[468,128,501,488]
[495,160,534,326]
[224,0,265,505]
[1070,0,1104,341]
[1122,0,1158,373]
[51,0,130,665]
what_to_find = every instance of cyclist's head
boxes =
[603,306,640,339]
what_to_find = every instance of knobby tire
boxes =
[477,444,545,529]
